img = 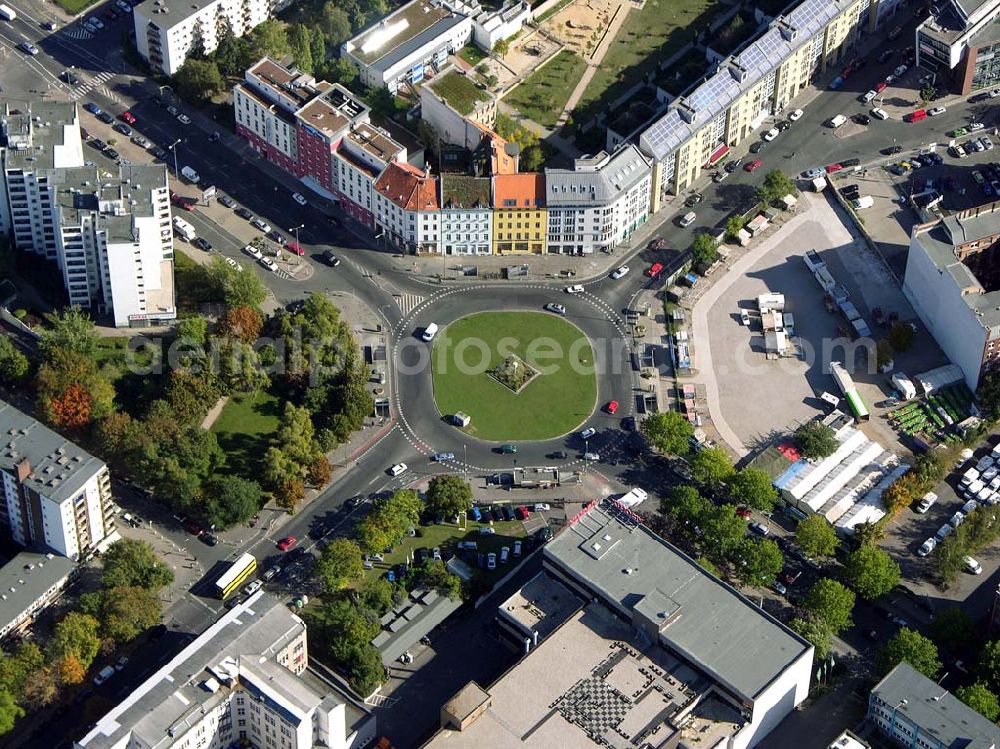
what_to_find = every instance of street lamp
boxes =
[168,138,182,179]
[289,223,304,250]
[888,699,908,738]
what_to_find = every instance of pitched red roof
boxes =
[374,161,440,211]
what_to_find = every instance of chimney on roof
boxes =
[15,458,31,482]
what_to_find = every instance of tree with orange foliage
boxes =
[306,455,331,488]
[57,654,86,686]
[277,478,305,513]
[47,382,92,428]
[220,305,263,343]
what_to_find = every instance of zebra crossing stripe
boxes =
[395,293,423,315]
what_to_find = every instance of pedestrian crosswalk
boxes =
[62,26,93,40]
[68,71,115,101]
[395,293,423,315]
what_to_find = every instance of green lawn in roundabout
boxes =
[430,311,598,441]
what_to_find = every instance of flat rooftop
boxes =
[428,71,493,116]
[873,663,1000,749]
[544,500,812,702]
[497,572,582,640]
[0,550,76,635]
[1,101,80,171]
[424,603,742,748]
[347,0,462,67]
[347,124,405,163]
[0,401,106,504]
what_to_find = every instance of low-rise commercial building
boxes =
[342,0,474,93]
[76,592,375,749]
[903,201,1000,392]
[0,103,175,327]
[492,173,545,254]
[869,662,1000,748]
[0,550,76,641]
[0,401,116,560]
[544,145,651,255]
[917,0,1000,94]
[427,500,812,748]
[134,0,295,75]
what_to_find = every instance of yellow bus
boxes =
[215,553,256,599]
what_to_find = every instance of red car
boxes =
[277,536,297,551]
[170,191,196,211]
[605,400,619,415]
[825,162,844,174]
[183,519,203,537]
[744,159,763,172]
[736,506,752,519]
[121,111,136,125]
[875,81,887,93]
[646,263,664,277]
[285,242,304,256]
[515,506,530,521]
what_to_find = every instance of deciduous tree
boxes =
[733,538,783,587]
[789,616,832,660]
[727,468,777,512]
[877,628,941,678]
[100,586,163,642]
[203,475,261,527]
[0,336,29,384]
[20,667,57,709]
[795,515,839,558]
[102,538,174,590]
[690,446,734,485]
[277,478,305,512]
[316,539,363,595]
[957,682,1000,721]
[0,688,23,735]
[795,420,838,459]
[175,58,225,103]
[220,305,263,343]
[803,578,855,632]
[888,320,915,352]
[931,607,974,653]
[357,576,397,616]
[48,613,100,670]
[57,654,86,686]
[641,410,693,454]
[691,233,719,268]
[40,307,98,359]
[843,543,900,600]
[306,456,331,488]
[425,475,473,518]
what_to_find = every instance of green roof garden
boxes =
[430,71,492,116]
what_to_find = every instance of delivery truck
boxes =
[0,4,17,20]
[830,361,870,421]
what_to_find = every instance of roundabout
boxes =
[429,311,598,441]
[391,283,638,470]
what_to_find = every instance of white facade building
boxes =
[0,103,175,327]
[470,0,530,49]
[0,402,116,561]
[0,550,76,641]
[342,0,474,93]
[134,0,296,75]
[77,593,376,749]
[439,174,492,255]
[373,161,441,253]
[544,145,652,255]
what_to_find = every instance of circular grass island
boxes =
[430,311,597,441]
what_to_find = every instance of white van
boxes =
[829,114,847,128]
[679,211,697,228]
[0,4,17,20]
[180,165,200,184]
[421,323,439,341]
[851,195,874,210]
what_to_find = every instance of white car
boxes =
[243,580,263,597]
[565,285,584,294]
[964,556,983,575]
[583,452,600,461]
[610,266,630,279]
[243,244,263,260]
[917,537,937,557]
[533,503,550,512]
[928,106,946,116]
[803,167,826,179]
[251,218,272,233]
[292,192,307,206]
[970,122,986,131]
[544,302,567,315]
[788,109,804,121]
[580,427,596,440]
[894,64,909,76]
[177,114,192,125]
[388,463,408,477]
[984,466,1000,482]
[225,257,243,272]
[259,257,277,272]
[870,107,889,120]
[763,127,779,141]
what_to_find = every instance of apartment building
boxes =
[869,663,1000,748]
[0,402,116,561]
[374,161,441,253]
[917,0,1000,94]
[544,145,651,255]
[342,0,475,93]
[639,0,866,195]
[902,201,1000,392]
[426,499,813,749]
[77,593,376,749]
[234,57,406,214]
[420,68,498,150]
[440,174,492,255]
[0,103,175,327]
[134,0,297,75]
[492,173,545,254]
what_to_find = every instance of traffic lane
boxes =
[0,27,72,94]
